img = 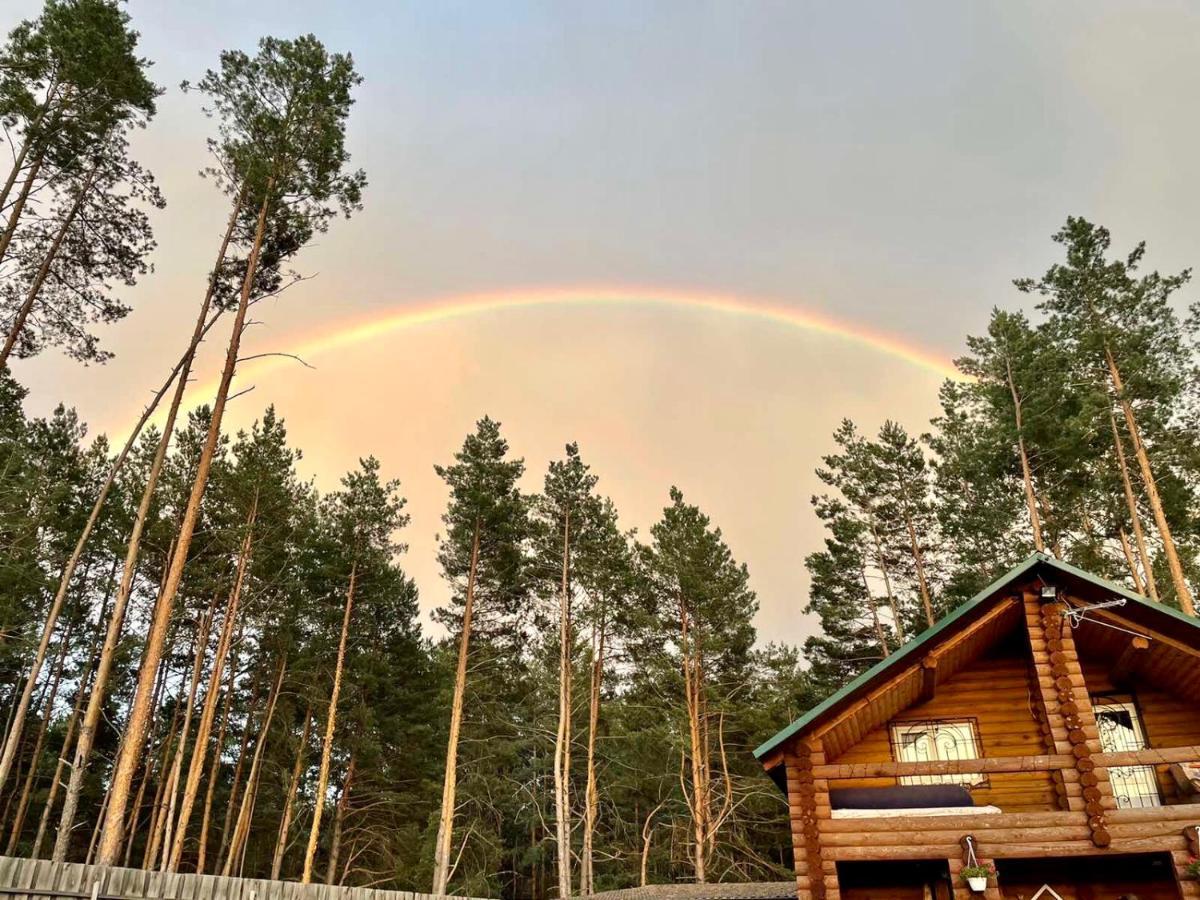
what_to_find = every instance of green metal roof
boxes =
[753,551,1200,762]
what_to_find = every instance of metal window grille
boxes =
[1091,693,1161,809]
[889,719,984,787]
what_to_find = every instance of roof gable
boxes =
[754,552,1200,763]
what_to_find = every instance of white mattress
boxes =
[831,805,1003,819]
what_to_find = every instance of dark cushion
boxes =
[829,785,975,810]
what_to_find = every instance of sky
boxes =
[11,0,1200,645]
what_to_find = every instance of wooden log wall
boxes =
[810,802,1200,859]
[823,638,1058,812]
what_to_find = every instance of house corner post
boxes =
[1023,587,1115,847]
[806,736,839,900]
[784,738,837,900]
[783,749,817,900]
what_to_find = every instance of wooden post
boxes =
[786,738,839,900]
[806,736,839,900]
[1023,586,1115,847]
[785,746,822,900]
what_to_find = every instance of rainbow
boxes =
[205,286,965,393]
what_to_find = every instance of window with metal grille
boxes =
[1091,693,1161,808]
[889,719,985,787]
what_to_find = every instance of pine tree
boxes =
[575,499,636,895]
[640,487,756,883]
[96,34,366,866]
[301,457,409,883]
[534,443,605,899]
[0,127,163,368]
[430,417,531,895]
[0,0,160,277]
[1018,217,1197,612]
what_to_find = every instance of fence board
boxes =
[0,859,489,900]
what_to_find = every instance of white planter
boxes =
[967,876,988,892]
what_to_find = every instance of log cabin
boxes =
[754,553,1200,900]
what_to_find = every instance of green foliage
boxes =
[0,0,159,169]
[808,215,1200,703]
[183,34,366,240]
[0,0,162,365]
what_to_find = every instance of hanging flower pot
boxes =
[961,863,995,893]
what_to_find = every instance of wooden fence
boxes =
[0,857,490,900]
[0,857,793,900]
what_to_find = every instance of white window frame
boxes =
[889,718,985,787]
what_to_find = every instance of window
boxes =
[1092,694,1160,808]
[889,719,984,787]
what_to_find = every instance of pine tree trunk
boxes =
[0,151,46,272]
[0,752,26,829]
[5,630,70,854]
[51,193,240,862]
[1109,406,1160,602]
[858,567,889,657]
[223,658,286,876]
[157,603,216,870]
[553,511,572,900]
[31,625,98,859]
[0,158,103,369]
[122,773,149,869]
[216,671,264,869]
[0,83,57,264]
[271,704,312,880]
[144,668,189,869]
[1118,528,1146,595]
[680,601,709,883]
[1006,356,1045,552]
[432,521,481,895]
[122,640,175,866]
[164,497,258,871]
[640,802,663,887]
[0,126,37,221]
[196,629,241,874]
[84,783,112,866]
[901,512,936,626]
[1105,348,1194,613]
[580,617,604,896]
[301,561,357,884]
[324,755,355,885]
[869,521,905,644]
[97,191,273,867]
